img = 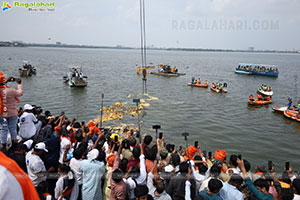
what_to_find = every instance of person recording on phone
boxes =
[0,72,23,152]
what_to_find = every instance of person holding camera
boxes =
[0,72,23,152]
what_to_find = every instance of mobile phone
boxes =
[208,152,212,159]
[114,135,118,142]
[11,77,16,82]
[285,162,290,171]
[152,125,161,129]
[194,141,198,148]
[203,150,207,158]
[179,146,182,151]
[182,132,189,137]
[238,155,242,160]
[159,132,163,139]
[130,130,134,136]
[60,111,65,116]
[268,161,273,171]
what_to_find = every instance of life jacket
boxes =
[0,151,39,200]
[249,95,254,100]
[0,85,20,115]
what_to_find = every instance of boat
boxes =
[283,110,300,122]
[150,64,185,77]
[272,106,298,114]
[272,106,288,114]
[248,99,272,105]
[19,61,36,77]
[235,63,279,77]
[150,72,186,77]
[210,83,227,93]
[257,89,273,96]
[187,83,208,88]
[63,67,87,87]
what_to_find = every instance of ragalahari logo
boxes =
[2,1,12,11]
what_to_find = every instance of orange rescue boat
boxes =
[188,83,208,88]
[283,110,300,122]
[210,84,227,93]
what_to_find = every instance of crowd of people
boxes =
[1,72,300,200]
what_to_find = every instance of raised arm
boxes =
[15,78,23,96]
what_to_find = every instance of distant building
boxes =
[116,45,123,48]
[56,42,61,45]
[248,47,254,51]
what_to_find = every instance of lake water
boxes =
[1,47,300,170]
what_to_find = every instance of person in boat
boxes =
[288,98,293,109]
[266,96,271,101]
[74,69,79,77]
[249,95,254,102]
[219,84,224,91]
[197,78,201,84]
[205,80,208,85]
[257,94,263,101]
[191,77,195,84]
[165,65,171,73]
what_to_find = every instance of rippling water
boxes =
[1,47,300,169]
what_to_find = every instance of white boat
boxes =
[273,106,298,114]
[257,89,273,96]
[19,61,36,77]
[63,67,87,87]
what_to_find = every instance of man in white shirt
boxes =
[190,158,210,192]
[59,128,72,164]
[26,142,50,186]
[19,104,42,141]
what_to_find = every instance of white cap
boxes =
[87,149,99,160]
[23,139,33,150]
[24,104,34,110]
[35,142,48,152]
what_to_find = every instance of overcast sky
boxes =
[1,0,300,50]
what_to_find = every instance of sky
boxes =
[0,0,300,50]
